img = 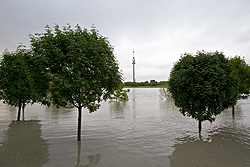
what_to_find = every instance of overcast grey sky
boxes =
[1,0,250,82]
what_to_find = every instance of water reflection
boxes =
[0,90,249,167]
[159,99,177,111]
[130,89,137,131]
[0,121,50,167]
[0,101,17,120]
[45,105,75,122]
[77,153,101,167]
[109,101,128,119]
[169,124,250,167]
[76,141,101,167]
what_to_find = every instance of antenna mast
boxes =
[132,49,136,82]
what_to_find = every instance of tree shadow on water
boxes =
[169,127,250,167]
[0,120,50,167]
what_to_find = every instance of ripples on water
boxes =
[0,88,250,167]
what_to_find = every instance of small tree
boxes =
[150,80,157,86]
[168,51,238,132]
[0,46,33,121]
[30,24,122,140]
[228,56,250,115]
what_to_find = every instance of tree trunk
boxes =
[22,103,25,121]
[198,120,202,133]
[232,105,235,117]
[17,101,22,121]
[77,106,82,141]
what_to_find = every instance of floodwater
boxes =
[0,88,250,167]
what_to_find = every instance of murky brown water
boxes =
[0,88,250,167]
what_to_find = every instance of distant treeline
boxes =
[124,80,168,87]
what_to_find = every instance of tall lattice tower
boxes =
[132,49,136,82]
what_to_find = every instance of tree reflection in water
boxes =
[109,101,128,119]
[169,125,250,167]
[76,141,101,167]
[0,120,50,167]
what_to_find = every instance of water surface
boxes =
[0,88,250,167]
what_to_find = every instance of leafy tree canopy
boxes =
[30,24,122,112]
[228,56,250,99]
[168,51,238,127]
[0,45,34,120]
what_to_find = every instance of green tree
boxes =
[0,46,33,121]
[149,79,157,86]
[228,56,250,115]
[168,51,238,132]
[30,24,122,140]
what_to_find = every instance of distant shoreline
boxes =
[124,85,165,88]
[124,80,168,88]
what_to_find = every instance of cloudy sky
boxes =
[1,0,250,82]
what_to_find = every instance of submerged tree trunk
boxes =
[77,106,82,141]
[17,101,22,121]
[22,103,26,121]
[232,105,235,117]
[198,120,202,133]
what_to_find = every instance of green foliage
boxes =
[0,46,33,120]
[168,51,238,124]
[30,24,122,112]
[228,56,250,99]
[0,45,50,121]
[109,83,130,101]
